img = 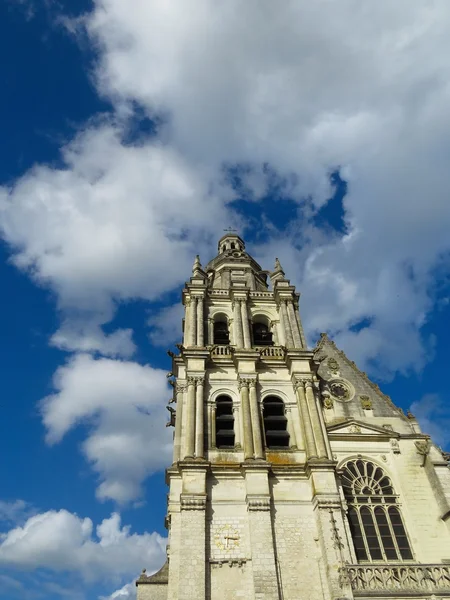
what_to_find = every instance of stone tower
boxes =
[137,234,450,600]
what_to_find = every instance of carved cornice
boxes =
[180,494,207,511]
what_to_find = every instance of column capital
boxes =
[293,376,312,391]
[176,382,187,393]
[187,375,204,386]
[238,375,257,390]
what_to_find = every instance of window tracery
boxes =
[341,460,413,562]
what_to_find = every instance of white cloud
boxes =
[148,302,184,347]
[100,582,136,600]
[0,500,34,525]
[41,354,172,503]
[410,394,450,449]
[0,125,229,355]
[0,510,165,583]
[1,1,450,376]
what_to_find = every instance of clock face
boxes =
[214,524,240,551]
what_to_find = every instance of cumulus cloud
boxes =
[100,581,136,600]
[41,353,172,503]
[0,509,165,582]
[1,1,450,376]
[0,125,229,355]
[148,302,184,347]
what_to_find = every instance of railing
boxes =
[344,564,450,595]
[257,346,285,358]
[210,345,232,357]
[210,345,285,359]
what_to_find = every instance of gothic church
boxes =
[136,233,450,600]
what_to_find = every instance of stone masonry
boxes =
[136,234,450,600]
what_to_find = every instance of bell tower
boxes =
[137,234,450,600]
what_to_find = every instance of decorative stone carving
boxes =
[390,439,401,454]
[360,395,372,410]
[237,376,256,390]
[349,424,361,434]
[329,380,351,401]
[246,495,270,511]
[323,394,334,409]
[166,405,176,427]
[327,357,340,374]
[180,495,207,511]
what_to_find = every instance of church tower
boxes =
[137,234,450,600]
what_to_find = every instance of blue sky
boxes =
[1,1,450,598]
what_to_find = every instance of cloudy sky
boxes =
[1,1,450,598]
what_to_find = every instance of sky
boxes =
[1,1,450,598]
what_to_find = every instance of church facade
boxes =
[137,233,450,600]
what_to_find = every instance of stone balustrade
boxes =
[344,563,450,595]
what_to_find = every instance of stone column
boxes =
[294,305,307,348]
[241,298,252,349]
[279,300,294,347]
[196,296,204,347]
[294,379,318,459]
[195,377,204,458]
[249,379,264,459]
[238,377,254,459]
[305,381,328,459]
[183,377,196,458]
[291,403,304,451]
[271,320,280,346]
[287,300,302,348]
[188,298,197,347]
[173,383,186,462]
[208,318,214,345]
[233,299,244,348]
[183,299,191,346]
[207,402,216,449]
[233,403,241,448]
[285,406,297,449]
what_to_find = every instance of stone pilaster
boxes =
[183,377,196,459]
[196,296,204,347]
[195,377,205,458]
[287,300,302,348]
[279,300,294,347]
[249,378,264,459]
[238,377,254,459]
[305,381,328,459]
[178,493,207,600]
[285,406,297,449]
[294,378,318,459]
[188,298,197,347]
[245,465,281,600]
[234,300,244,348]
[233,402,241,448]
[241,299,252,349]
[208,318,214,346]
[173,383,186,462]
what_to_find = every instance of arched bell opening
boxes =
[215,395,235,449]
[252,315,273,346]
[263,396,289,448]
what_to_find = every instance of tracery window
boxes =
[341,460,413,562]
[215,395,235,448]
[263,396,289,448]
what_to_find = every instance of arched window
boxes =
[252,322,273,346]
[263,396,289,448]
[341,460,413,562]
[213,320,229,344]
[230,242,235,249]
[221,245,226,253]
[215,395,235,448]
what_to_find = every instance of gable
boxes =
[327,418,397,438]
[313,333,408,421]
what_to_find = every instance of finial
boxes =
[274,257,283,271]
